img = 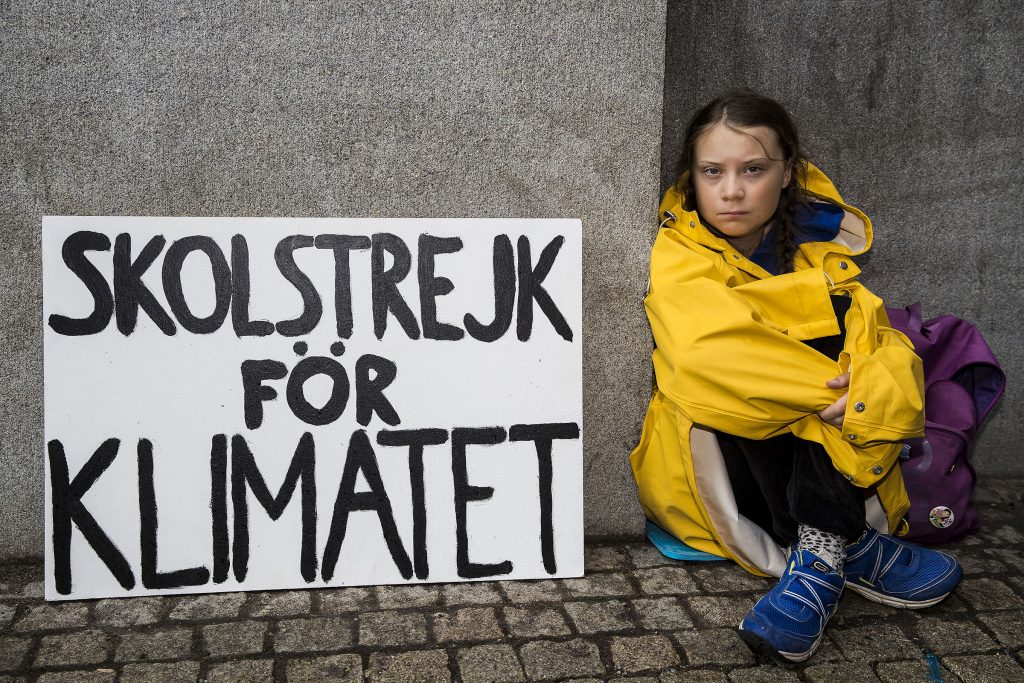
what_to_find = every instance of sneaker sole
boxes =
[737,622,822,664]
[845,581,951,609]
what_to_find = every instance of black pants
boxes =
[716,295,866,546]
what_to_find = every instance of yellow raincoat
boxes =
[630,164,924,577]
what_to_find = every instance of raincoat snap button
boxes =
[872,465,883,475]
[839,261,849,270]
[845,474,854,481]
[689,221,695,227]
[854,402,865,412]
[848,434,858,441]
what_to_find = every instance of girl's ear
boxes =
[782,162,793,188]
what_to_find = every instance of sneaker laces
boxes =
[781,564,843,620]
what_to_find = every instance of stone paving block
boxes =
[830,624,918,662]
[673,628,755,667]
[659,670,728,682]
[984,547,1024,565]
[120,661,201,683]
[812,634,849,664]
[202,620,267,657]
[36,670,117,683]
[976,524,1024,546]
[918,592,969,615]
[499,579,565,603]
[585,545,630,571]
[685,596,750,628]
[206,658,275,682]
[876,659,959,683]
[624,543,677,569]
[503,606,572,638]
[831,593,887,625]
[958,555,1007,574]
[457,643,525,683]
[0,637,31,671]
[979,611,1024,647]
[248,590,313,617]
[94,597,164,627]
[911,617,999,654]
[563,572,636,598]
[367,649,451,682]
[519,639,605,679]
[610,634,680,674]
[286,653,363,683]
[803,662,881,682]
[0,564,39,599]
[727,666,800,681]
[169,593,247,621]
[441,581,505,606]
[276,617,355,653]
[34,628,110,667]
[376,584,441,609]
[564,600,634,633]
[609,678,658,683]
[0,604,14,630]
[943,653,1024,681]
[22,581,44,599]
[13,602,89,632]
[115,627,193,662]
[958,578,1024,610]
[432,606,504,642]
[321,586,378,614]
[635,567,697,595]
[632,597,694,630]
[691,566,768,594]
[359,611,427,647]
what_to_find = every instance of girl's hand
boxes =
[817,372,850,427]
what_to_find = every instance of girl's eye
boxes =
[702,167,721,177]
[745,165,764,174]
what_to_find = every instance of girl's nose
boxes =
[721,176,744,200]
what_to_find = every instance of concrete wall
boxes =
[662,0,1022,473]
[1,1,665,560]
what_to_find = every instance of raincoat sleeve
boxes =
[645,229,845,439]
[837,316,925,446]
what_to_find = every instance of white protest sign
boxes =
[43,217,582,600]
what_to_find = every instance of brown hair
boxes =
[676,89,809,273]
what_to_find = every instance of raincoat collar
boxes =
[657,162,873,257]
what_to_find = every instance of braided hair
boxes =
[675,89,810,274]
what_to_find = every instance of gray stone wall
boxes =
[662,0,1022,473]
[1,1,665,560]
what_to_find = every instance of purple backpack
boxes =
[885,304,1005,543]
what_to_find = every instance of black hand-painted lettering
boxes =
[451,427,513,579]
[371,233,421,340]
[138,439,210,589]
[161,236,231,334]
[315,234,371,339]
[211,434,230,583]
[231,234,274,337]
[322,430,413,581]
[48,231,114,336]
[275,235,323,337]
[231,433,318,583]
[286,356,350,426]
[509,422,581,574]
[464,234,515,342]
[355,354,400,427]
[377,429,449,580]
[516,235,572,342]
[418,233,465,341]
[48,439,135,594]
[114,233,176,336]
[241,359,288,430]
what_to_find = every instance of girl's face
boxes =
[692,122,792,244]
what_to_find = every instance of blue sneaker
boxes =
[738,549,845,663]
[844,529,962,609]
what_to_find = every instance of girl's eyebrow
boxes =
[697,157,771,165]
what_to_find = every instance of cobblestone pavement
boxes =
[3,480,1023,682]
